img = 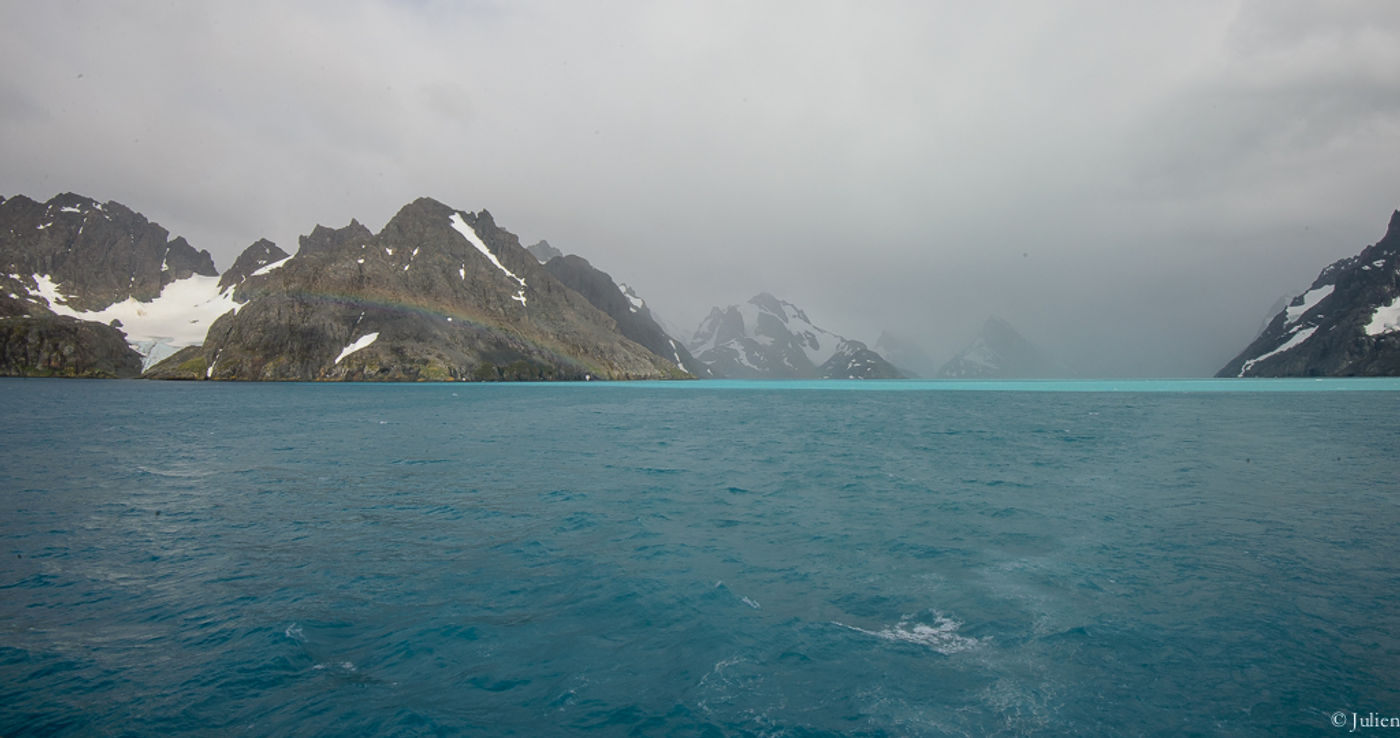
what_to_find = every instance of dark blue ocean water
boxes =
[2,378,1399,737]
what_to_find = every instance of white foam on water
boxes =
[834,612,985,654]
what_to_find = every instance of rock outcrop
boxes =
[1218,210,1400,377]
[0,315,142,378]
[542,254,710,377]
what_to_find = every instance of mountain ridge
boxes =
[150,197,686,381]
[1217,209,1400,377]
[687,293,901,379]
[2,192,696,381]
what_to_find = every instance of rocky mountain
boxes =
[2,192,701,381]
[937,316,1071,379]
[1217,210,1400,377]
[1,192,217,308]
[541,254,712,377]
[1,193,225,375]
[526,240,563,263]
[147,197,687,381]
[687,293,902,379]
[218,239,290,291]
[874,330,940,378]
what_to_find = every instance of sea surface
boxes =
[2,378,1398,736]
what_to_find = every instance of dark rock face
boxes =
[0,315,142,378]
[154,197,682,381]
[687,293,901,379]
[1217,210,1400,377]
[542,254,709,377]
[0,192,206,377]
[937,317,1071,379]
[0,193,216,311]
[218,239,290,292]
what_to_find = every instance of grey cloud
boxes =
[1,0,1397,377]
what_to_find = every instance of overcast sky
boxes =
[3,1,1398,376]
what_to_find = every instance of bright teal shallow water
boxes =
[1,379,1398,736]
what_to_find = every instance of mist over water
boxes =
[2,379,1398,735]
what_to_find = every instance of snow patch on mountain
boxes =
[1285,284,1334,325]
[335,332,380,364]
[18,272,241,368]
[1238,326,1317,376]
[619,283,646,314]
[251,255,294,278]
[448,212,527,306]
[1365,295,1400,336]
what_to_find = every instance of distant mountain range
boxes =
[7,191,1397,380]
[685,293,902,379]
[935,316,1072,379]
[1218,210,1400,377]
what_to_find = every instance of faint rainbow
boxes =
[264,286,620,377]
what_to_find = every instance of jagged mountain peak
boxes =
[297,220,375,257]
[0,192,217,309]
[219,239,290,291]
[527,240,564,263]
[1218,207,1400,377]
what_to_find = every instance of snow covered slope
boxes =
[14,272,241,368]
